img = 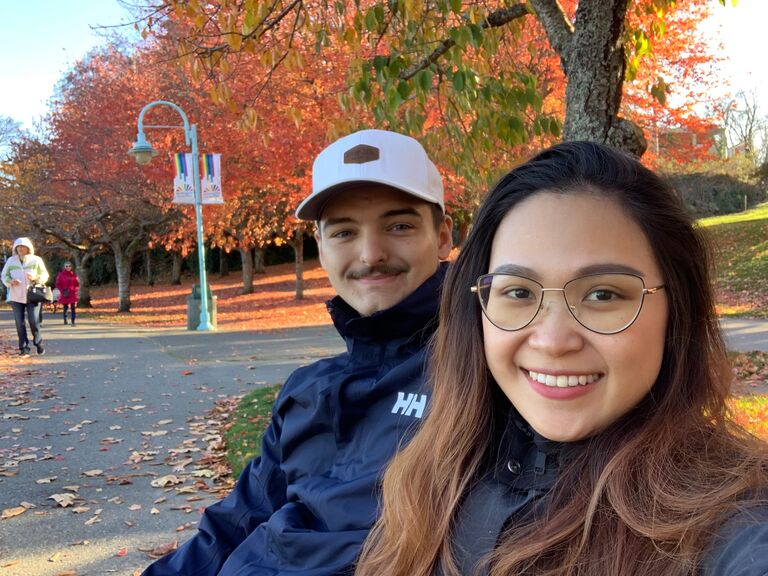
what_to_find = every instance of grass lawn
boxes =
[699,202,768,318]
[224,384,282,477]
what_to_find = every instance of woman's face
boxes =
[16,246,29,257]
[482,192,668,442]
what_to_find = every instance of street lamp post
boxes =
[128,100,214,331]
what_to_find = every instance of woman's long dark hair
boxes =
[355,141,768,576]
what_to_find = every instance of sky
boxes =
[0,0,766,133]
[0,0,136,132]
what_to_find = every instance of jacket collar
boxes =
[326,261,448,344]
[493,407,577,492]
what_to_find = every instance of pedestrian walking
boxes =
[55,261,80,326]
[1,237,49,356]
[355,141,768,576]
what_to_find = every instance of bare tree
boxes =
[0,116,21,156]
[721,91,767,164]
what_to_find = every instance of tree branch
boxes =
[400,3,531,81]
[527,0,574,71]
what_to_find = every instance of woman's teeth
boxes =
[527,370,600,388]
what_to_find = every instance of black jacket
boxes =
[448,409,768,575]
[144,263,446,575]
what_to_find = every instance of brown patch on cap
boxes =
[343,144,380,164]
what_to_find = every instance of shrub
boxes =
[668,172,764,217]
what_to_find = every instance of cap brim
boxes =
[295,179,442,221]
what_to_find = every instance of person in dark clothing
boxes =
[143,129,453,575]
[355,141,768,576]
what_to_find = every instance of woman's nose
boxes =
[526,293,585,356]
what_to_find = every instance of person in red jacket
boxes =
[54,261,80,326]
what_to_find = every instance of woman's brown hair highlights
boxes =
[355,141,768,576]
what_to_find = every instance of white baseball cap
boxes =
[295,129,444,220]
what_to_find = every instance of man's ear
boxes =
[314,227,326,269]
[437,215,453,260]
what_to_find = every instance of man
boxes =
[144,129,453,575]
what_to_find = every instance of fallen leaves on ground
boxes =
[86,261,334,331]
[140,539,178,559]
[1,505,27,519]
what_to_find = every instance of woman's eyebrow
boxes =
[491,264,538,277]
[490,263,645,278]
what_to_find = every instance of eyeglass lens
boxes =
[476,273,647,334]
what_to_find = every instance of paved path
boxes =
[0,309,342,576]
[720,318,768,352]
[0,310,766,576]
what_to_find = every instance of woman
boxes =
[1,237,49,356]
[55,261,80,326]
[355,142,768,575]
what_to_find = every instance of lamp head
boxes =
[128,131,158,165]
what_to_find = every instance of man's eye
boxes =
[330,230,354,239]
[389,223,414,231]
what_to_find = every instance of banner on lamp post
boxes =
[172,153,224,204]
[172,153,195,204]
[201,153,224,204]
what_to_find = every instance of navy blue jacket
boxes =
[143,264,446,575]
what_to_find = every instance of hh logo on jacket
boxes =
[390,392,428,418]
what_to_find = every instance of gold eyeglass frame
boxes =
[470,272,665,335]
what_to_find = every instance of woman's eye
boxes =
[502,287,534,300]
[584,289,619,301]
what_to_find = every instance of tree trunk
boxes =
[239,246,254,295]
[530,0,646,156]
[112,244,132,312]
[219,250,230,277]
[75,252,93,308]
[293,234,304,300]
[145,249,154,286]
[253,247,265,274]
[171,252,183,285]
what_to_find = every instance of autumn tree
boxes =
[142,1,723,160]
[45,45,184,312]
[0,135,108,306]
[126,0,728,246]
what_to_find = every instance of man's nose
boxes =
[359,233,388,264]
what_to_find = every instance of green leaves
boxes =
[650,77,668,106]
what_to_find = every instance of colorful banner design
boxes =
[171,153,225,204]
[172,153,195,204]
[201,153,224,204]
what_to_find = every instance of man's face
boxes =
[315,186,452,316]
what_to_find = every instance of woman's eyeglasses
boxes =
[471,273,665,335]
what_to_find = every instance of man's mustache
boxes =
[346,265,408,280]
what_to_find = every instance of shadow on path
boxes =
[0,309,342,576]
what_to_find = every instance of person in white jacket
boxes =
[1,237,49,356]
